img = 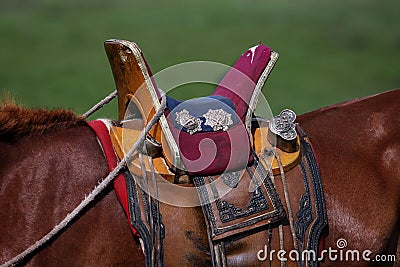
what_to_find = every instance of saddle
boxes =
[105,39,300,178]
[105,39,327,267]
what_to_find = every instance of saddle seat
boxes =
[110,122,300,182]
[105,39,300,179]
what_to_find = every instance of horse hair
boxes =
[0,100,86,141]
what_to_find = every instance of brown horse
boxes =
[0,88,399,266]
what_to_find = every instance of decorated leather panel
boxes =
[193,154,285,241]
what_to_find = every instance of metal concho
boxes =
[203,109,233,132]
[269,109,297,140]
[175,109,202,135]
[175,108,234,134]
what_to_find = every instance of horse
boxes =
[0,37,400,266]
[1,87,399,266]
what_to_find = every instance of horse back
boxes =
[297,89,400,261]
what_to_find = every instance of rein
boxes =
[0,93,167,267]
[82,90,118,119]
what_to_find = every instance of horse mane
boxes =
[0,99,87,141]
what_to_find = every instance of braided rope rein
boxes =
[1,94,166,267]
[82,90,118,119]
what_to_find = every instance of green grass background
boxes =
[1,0,399,119]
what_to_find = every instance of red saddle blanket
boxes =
[88,120,140,237]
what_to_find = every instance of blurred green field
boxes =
[1,0,399,119]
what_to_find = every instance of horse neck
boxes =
[0,126,103,259]
[0,125,144,266]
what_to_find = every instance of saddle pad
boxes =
[123,170,165,267]
[87,120,140,238]
[293,129,328,266]
[193,153,285,241]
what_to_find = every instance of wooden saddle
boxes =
[105,39,301,181]
[104,39,326,267]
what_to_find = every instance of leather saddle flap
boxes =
[193,154,286,241]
